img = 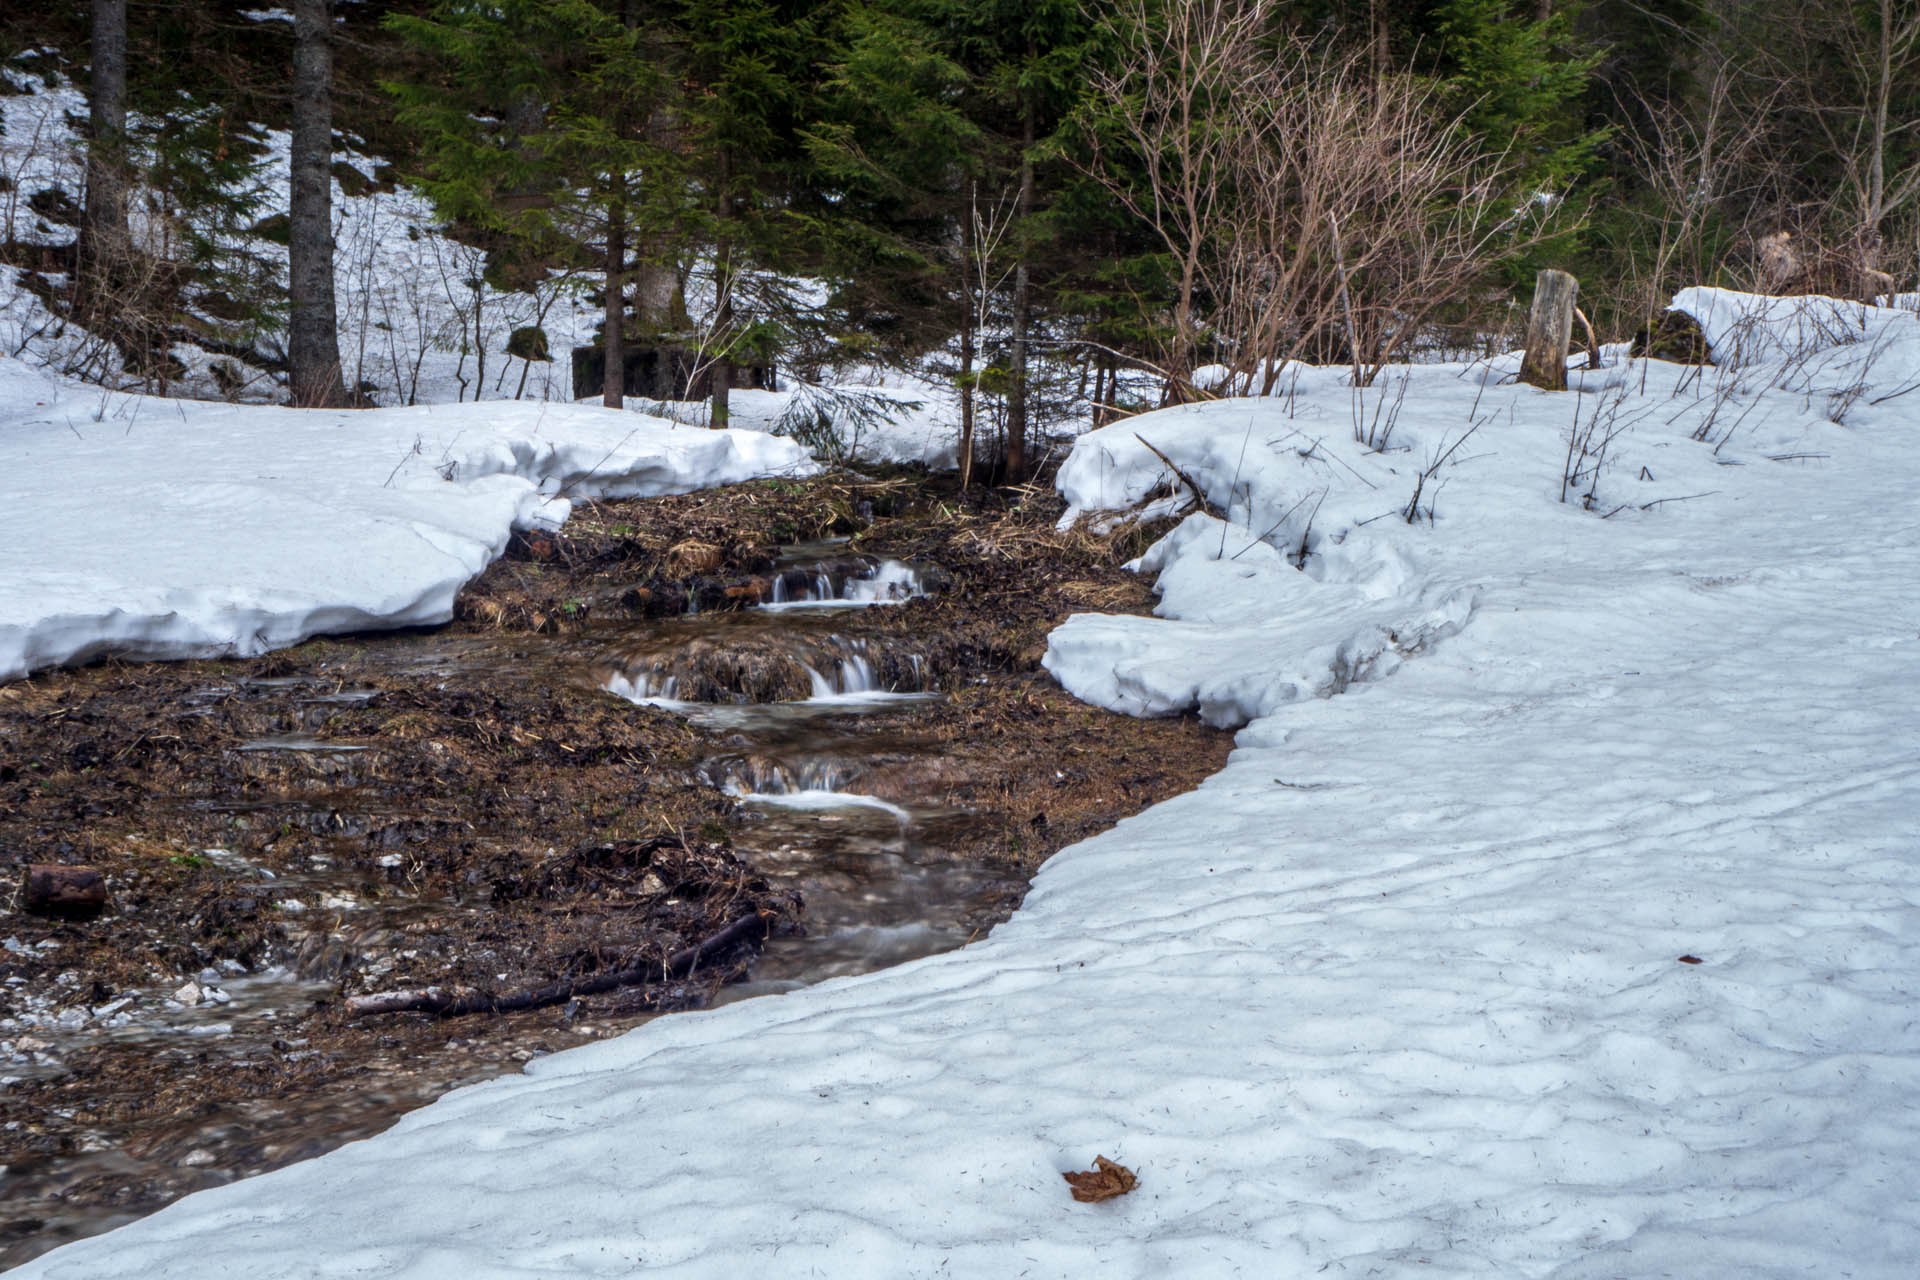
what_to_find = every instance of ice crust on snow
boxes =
[0,361,815,680]
[15,290,1920,1278]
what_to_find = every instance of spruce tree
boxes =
[675,0,827,426]
[388,0,682,408]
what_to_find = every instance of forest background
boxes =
[4,0,1916,481]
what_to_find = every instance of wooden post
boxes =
[21,865,108,920]
[1521,269,1579,391]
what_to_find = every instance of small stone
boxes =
[179,1149,216,1167]
[172,980,202,1005]
[197,968,222,984]
[205,987,232,1005]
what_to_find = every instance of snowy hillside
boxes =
[0,77,962,466]
[15,288,1919,1278]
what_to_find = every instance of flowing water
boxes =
[1,547,1025,1265]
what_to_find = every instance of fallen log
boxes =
[346,909,771,1018]
[21,865,108,921]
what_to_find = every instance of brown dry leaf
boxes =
[1063,1155,1138,1203]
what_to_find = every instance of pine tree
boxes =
[675,0,828,426]
[78,0,129,294]
[388,0,683,408]
[1428,0,1604,194]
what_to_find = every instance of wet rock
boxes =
[20,865,108,921]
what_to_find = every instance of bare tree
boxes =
[289,0,349,407]
[1082,1,1553,397]
[1606,61,1780,323]
[1082,0,1268,399]
[1217,43,1544,390]
[1714,0,1920,286]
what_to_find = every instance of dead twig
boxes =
[346,909,772,1017]
[1133,433,1224,519]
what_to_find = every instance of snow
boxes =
[14,288,1920,1277]
[630,379,970,469]
[0,360,815,680]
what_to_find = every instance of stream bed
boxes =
[0,481,1232,1268]
[1,550,1024,1264]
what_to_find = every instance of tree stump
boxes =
[20,865,109,921]
[1520,269,1579,391]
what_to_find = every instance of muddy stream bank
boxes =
[0,473,1229,1268]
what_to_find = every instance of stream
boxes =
[0,544,1027,1265]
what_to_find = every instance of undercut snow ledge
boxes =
[0,365,816,680]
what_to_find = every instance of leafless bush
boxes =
[1607,63,1780,329]
[1561,384,1637,508]
[1082,0,1559,399]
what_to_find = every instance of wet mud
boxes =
[0,470,1228,1267]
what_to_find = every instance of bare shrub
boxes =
[1081,0,1557,399]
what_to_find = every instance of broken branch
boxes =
[1133,433,1224,520]
[346,909,772,1017]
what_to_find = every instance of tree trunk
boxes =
[288,0,348,407]
[1520,269,1579,391]
[958,183,977,491]
[603,193,625,409]
[1005,105,1036,483]
[80,0,129,293]
[632,257,682,330]
[710,153,733,429]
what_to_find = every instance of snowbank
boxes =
[0,361,815,679]
[16,291,1920,1277]
[628,379,969,469]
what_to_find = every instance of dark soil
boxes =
[0,469,1229,1267]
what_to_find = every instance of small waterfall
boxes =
[603,632,921,706]
[605,669,680,702]
[843,560,924,604]
[801,640,881,698]
[765,556,929,608]
[709,753,860,796]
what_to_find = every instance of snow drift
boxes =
[0,361,815,680]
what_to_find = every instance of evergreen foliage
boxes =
[10,0,1920,446]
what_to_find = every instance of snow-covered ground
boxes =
[0,359,814,680]
[13,289,1920,1277]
